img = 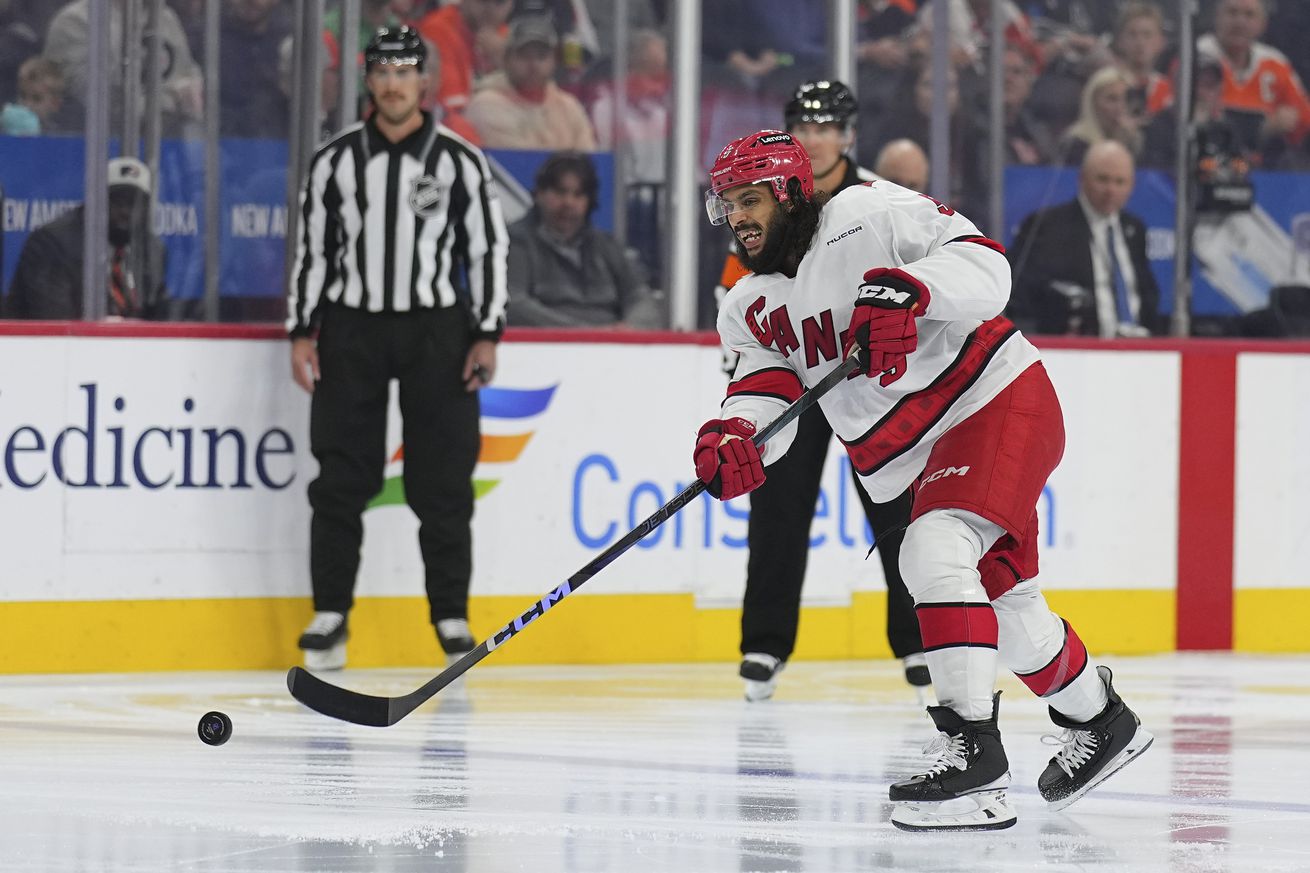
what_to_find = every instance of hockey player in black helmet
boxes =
[716,78,930,703]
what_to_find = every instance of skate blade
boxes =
[891,789,1017,832]
[303,643,346,671]
[1047,727,1155,812]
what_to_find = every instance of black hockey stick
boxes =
[287,351,863,726]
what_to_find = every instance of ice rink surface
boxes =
[3,654,1309,873]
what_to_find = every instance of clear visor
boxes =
[704,190,736,226]
[704,177,780,226]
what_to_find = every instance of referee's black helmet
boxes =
[784,80,858,129]
[364,25,427,72]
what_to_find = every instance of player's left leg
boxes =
[989,563,1154,811]
[967,363,1152,810]
[888,361,1066,831]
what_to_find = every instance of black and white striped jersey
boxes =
[286,112,509,339]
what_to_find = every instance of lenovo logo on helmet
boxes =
[756,133,793,146]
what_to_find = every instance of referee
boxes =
[286,26,509,671]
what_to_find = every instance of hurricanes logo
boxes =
[369,385,559,509]
[408,175,444,217]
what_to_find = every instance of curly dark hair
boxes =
[782,178,827,273]
[744,177,828,277]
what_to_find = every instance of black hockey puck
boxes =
[198,710,233,746]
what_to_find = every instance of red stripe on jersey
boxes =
[916,602,999,652]
[727,367,803,404]
[948,234,1007,256]
[841,315,1018,476]
[1016,620,1089,697]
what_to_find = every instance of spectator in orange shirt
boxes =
[1198,0,1310,162]
[417,0,512,115]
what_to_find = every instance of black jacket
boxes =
[4,206,169,320]
[1007,199,1162,336]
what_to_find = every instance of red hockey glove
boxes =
[693,417,765,500]
[844,268,932,386]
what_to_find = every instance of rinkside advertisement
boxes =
[0,338,1178,605]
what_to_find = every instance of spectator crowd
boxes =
[2,0,1310,335]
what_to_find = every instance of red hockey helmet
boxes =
[705,129,815,225]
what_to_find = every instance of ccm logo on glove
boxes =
[693,416,765,500]
[845,267,932,386]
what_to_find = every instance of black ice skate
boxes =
[298,611,348,671]
[436,618,476,665]
[889,693,1017,831]
[1039,665,1154,811]
[739,653,785,702]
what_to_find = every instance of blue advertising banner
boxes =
[0,136,287,302]
[2,137,613,307]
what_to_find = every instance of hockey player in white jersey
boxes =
[692,129,1153,831]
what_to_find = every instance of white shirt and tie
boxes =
[1077,195,1150,338]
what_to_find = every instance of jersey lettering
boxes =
[744,296,773,346]
[801,310,839,368]
[1260,70,1276,106]
[769,305,800,357]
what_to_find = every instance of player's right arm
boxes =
[713,280,804,466]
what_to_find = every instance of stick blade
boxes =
[286,667,396,727]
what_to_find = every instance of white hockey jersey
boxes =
[717,181,1041,502]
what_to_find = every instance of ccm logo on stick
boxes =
[923,465,970,485]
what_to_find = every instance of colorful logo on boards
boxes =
[368,384,559,509]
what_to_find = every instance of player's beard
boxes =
[737,209,793,275]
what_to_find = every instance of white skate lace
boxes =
[920,732,969,777]
[1042,729,1099,777]
[304,612,344,636]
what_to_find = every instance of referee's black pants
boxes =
[741,404,923,662]
[307,304,480,626]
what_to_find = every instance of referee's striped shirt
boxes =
[286,111,509,339]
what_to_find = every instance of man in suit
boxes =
[1008,140,1163,337]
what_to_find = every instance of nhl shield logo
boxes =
[408,175,443,217]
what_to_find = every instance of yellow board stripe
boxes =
[0,588,1200,674]
[1234,588,1310,652]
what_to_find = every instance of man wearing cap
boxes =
[464,15,596,150]
[286,26,509,671]
[4,156,168,320]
